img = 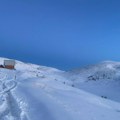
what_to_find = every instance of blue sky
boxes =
[0,0,120,70]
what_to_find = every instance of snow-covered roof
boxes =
[4,60,15,66]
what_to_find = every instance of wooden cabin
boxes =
[4,60,15,69]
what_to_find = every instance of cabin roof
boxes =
[4,60,15,66]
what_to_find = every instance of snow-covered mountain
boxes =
[0,58,120,120]
[66,61,120,102]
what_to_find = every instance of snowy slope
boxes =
[67,61,120,102]
[0,58,120,120]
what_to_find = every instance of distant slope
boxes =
[67,61,120,102]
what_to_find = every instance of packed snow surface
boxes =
[0,58,120,120]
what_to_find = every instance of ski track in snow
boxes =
[0,73,28,120]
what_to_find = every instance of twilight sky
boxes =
[0,0,120,70]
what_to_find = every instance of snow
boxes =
[0,58,120,120]
[67,61,120,102]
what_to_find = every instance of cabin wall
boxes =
[5,65,15,69]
